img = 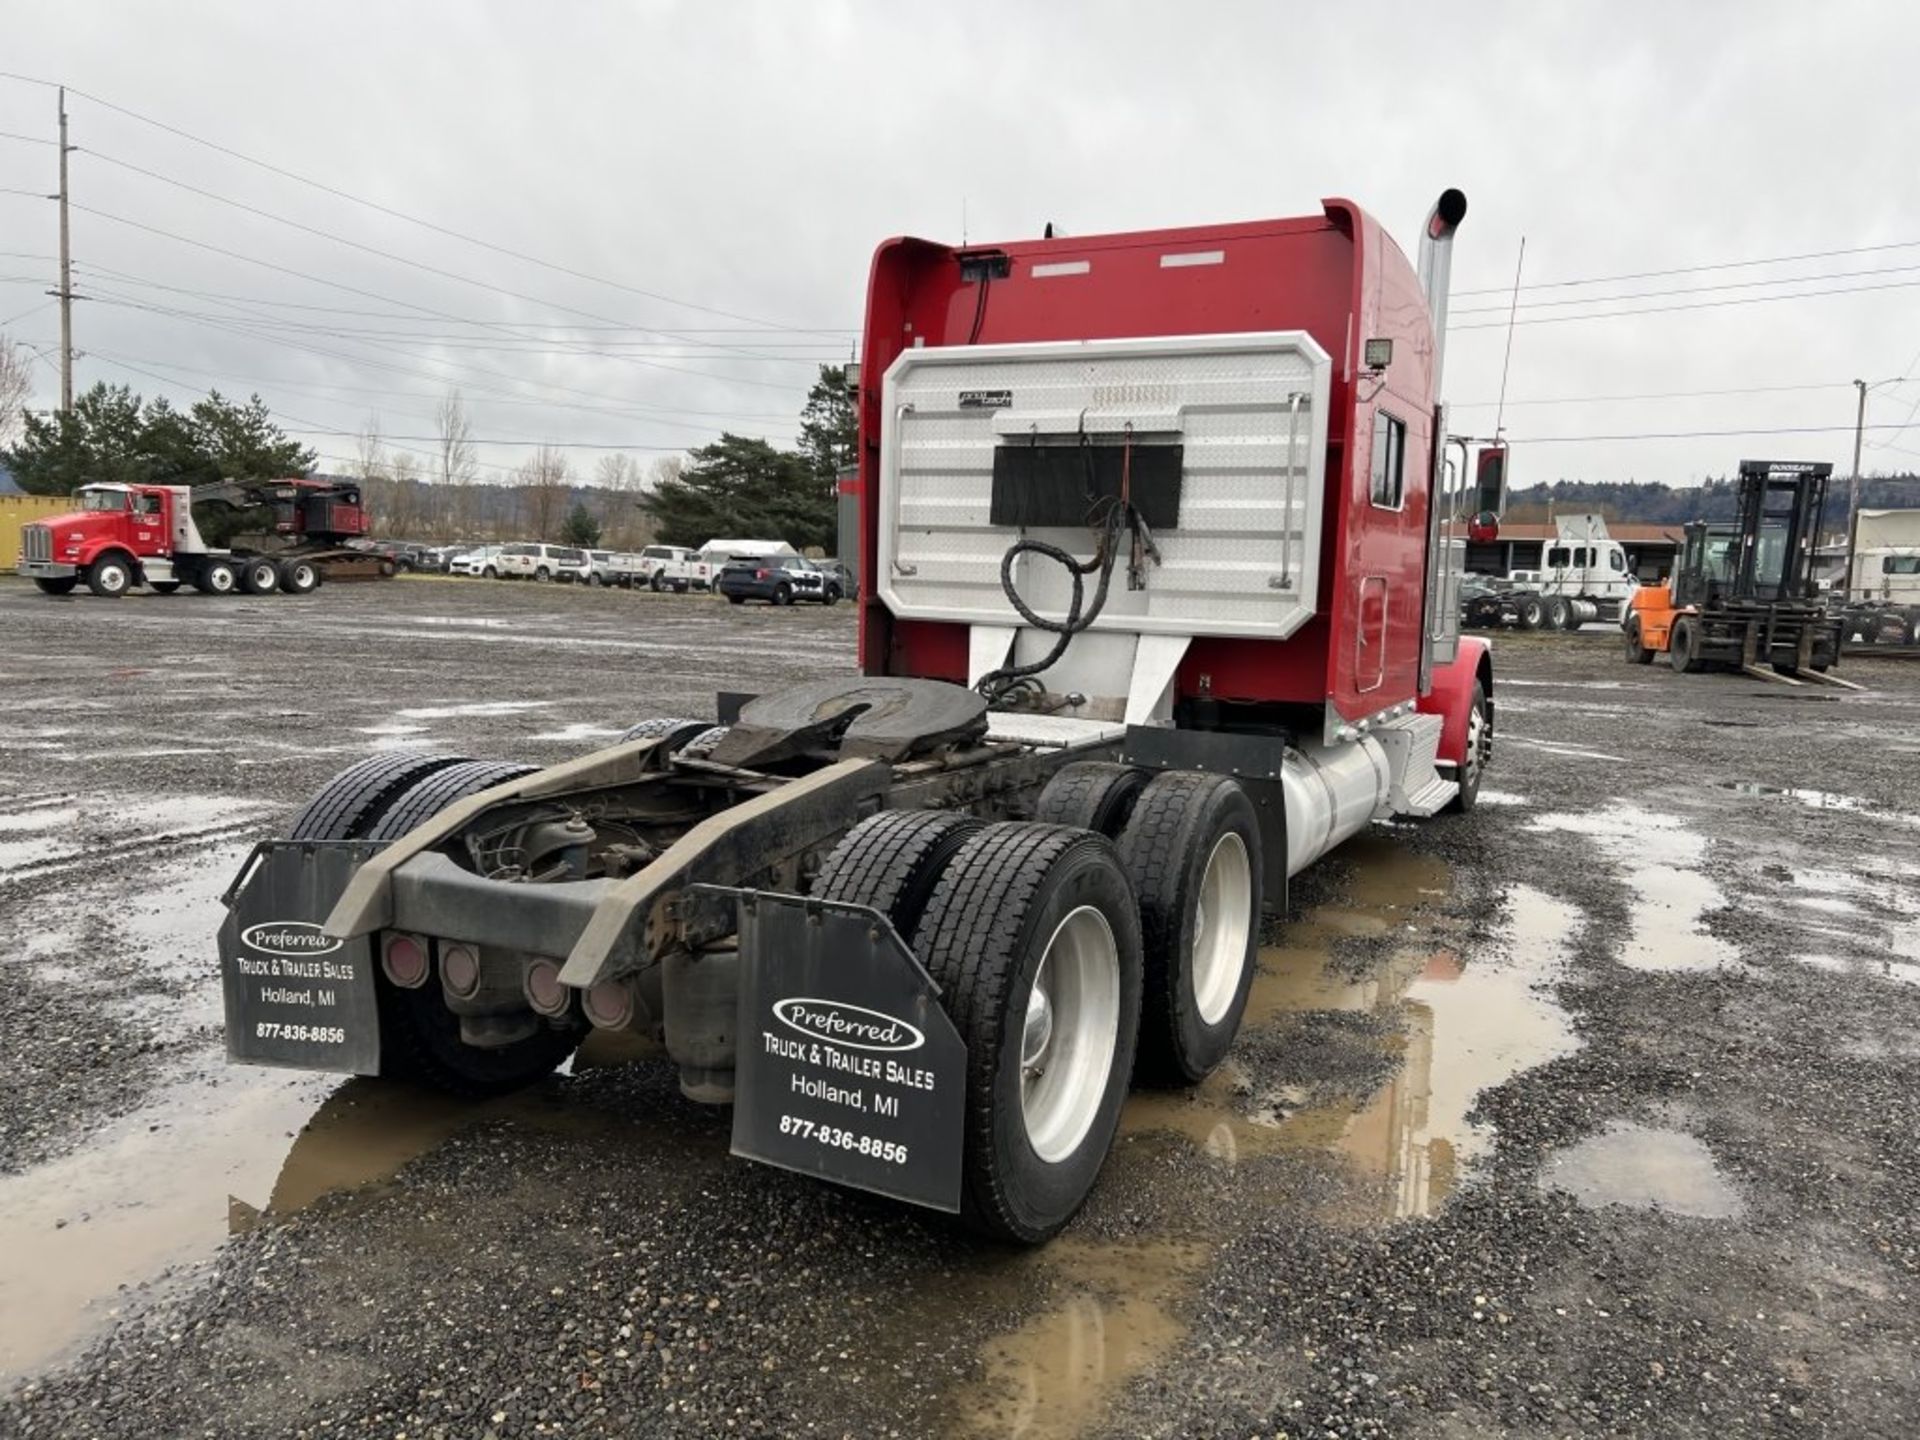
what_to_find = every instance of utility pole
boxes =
[1845,378,1867,600]
[55,85,74,412]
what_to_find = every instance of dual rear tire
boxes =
[288,752,581,1094]
[812,769,1262,1241]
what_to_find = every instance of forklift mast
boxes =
[1729,459,1831,604]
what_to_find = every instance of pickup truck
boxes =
[636,544,711,593]
[584,550,645,587]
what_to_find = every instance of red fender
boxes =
[1418,635,1493,767]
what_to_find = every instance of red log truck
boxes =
[18,475,377,597]
[219,190,1498,1242]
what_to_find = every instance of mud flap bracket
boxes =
[707,886,967,1213]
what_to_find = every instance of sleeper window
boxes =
[1369,412,1406,509]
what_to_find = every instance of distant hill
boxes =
[1503,473,1920,529]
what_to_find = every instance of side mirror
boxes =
[1475,445,1509,517]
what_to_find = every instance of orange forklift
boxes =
[1624,460,1854,687]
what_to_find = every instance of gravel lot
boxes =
[1,575,1916,1439]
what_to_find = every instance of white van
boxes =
[497,543,590,582]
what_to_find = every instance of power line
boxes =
[79,290,809,424]
[79,147,842,366]
[43,193,806,391]
[0,298,55,327]
[1509,422,1919,444]
[1450,261,1920,317]
[1448,380,1860,409]
[1449,276,1920,331]
[75,344,796,424]
[72,262,855,335]
[1453,237,1920,298]
[0,69,840,336]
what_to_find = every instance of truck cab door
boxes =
[132,490,167,553]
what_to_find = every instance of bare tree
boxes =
[0,334,31,446]
[518,445,570,541]
[646,454,685,492]
[351,415,391,483]
[435,388,478,535]
[594,452,647,548]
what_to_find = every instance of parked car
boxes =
[448,544,507,578]
[717,555,839,606]
[584,550,645,587]
[497,543,590,582]
[816,557,857,600]
[637,544,711,592]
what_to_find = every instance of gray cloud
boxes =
[2,0,1914,485]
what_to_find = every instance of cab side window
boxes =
[1369,411,1405,510]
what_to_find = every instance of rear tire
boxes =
[774,583,793,606]
[812,810,982,939]
[1516,595,1546,630]
[727,593,745,605]
[34,576,78,596]
[1546,597,1572,631]
[195,559,238,595]
[1033,762,1150,838]
[911,823,1143,1243]
[1116,773,1263,1086]
[238,557,280,595]
[1670,616,1700,674]
[284,752,470,841]
[1624,617,1654,665]
[291,754,582,1095]
[278,558,321,595]
[366,759,539,842]
[86,555,133,597]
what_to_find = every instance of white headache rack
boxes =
[878,333,1333,644]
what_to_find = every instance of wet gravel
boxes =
[3,583,1918,1438]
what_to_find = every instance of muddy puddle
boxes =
[0,1066,631,1380]
[940,838,1581,1437]
[1530,804,1738,972]
[1719,780,1920,831]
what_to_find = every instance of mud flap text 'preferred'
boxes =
[730,892,965,1212]
[220,842,383,1075]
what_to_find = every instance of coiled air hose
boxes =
[974,500,1128,708]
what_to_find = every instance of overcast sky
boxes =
[3,1,1916,489]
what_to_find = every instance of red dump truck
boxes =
[18,475,379,596]
[219,190,1496,1242]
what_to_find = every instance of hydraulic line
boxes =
[975,427,1157,708]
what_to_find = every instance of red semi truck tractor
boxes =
[218,191,1495,1242]
[18,475,374,597]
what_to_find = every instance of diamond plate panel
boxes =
[878,334,1332,640]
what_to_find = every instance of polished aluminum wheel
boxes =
[1464,698,1491,789]
[1021,904,1121,1163]
[1190,831,1253,1025]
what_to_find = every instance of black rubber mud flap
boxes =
[721,888,967,1213]
[220,841,384,1075]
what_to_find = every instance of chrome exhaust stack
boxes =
[1416,189,1468,394]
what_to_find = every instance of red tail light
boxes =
[755,568,771,579]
